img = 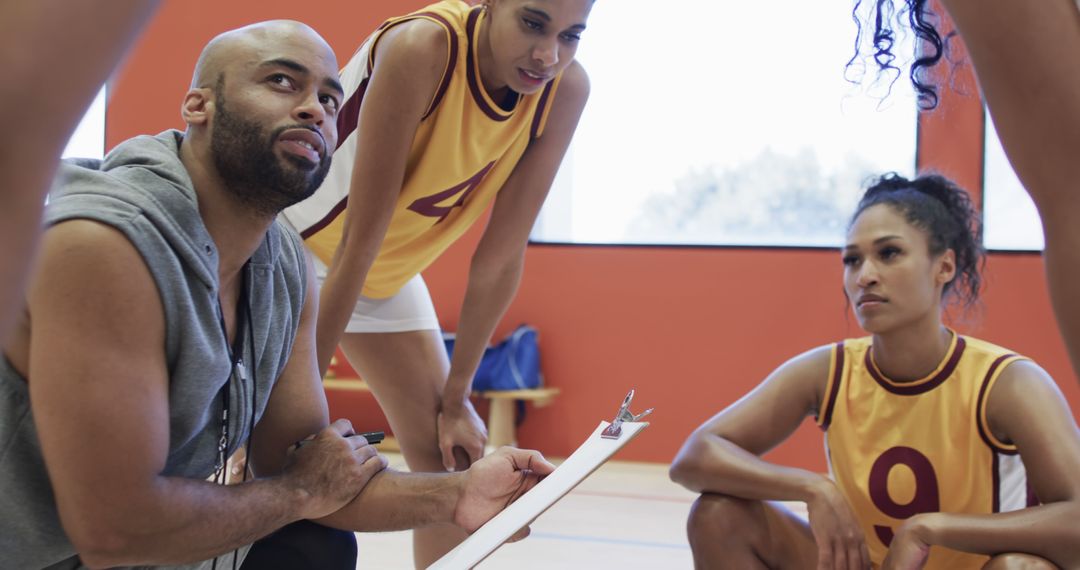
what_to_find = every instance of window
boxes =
[982,108,1044,251]
[531,0,918,247]
[62,87,107,160]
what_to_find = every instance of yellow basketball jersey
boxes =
[816,333,1034,568]
[284,0,562,298]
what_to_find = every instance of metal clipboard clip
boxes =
[600,389,653,439]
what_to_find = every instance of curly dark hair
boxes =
[848,0,952,110]
[850,173,985,308]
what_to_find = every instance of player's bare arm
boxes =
[0,0,158,342]
[671,345,871,570]
[436,60,590,470]
[314,19,449,374]
[940,0,1080,381]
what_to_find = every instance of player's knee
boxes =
[982,553,1059,570]
[396,432,452,472]
[686,493,761,544]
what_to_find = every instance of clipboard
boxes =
[429,390,653,570]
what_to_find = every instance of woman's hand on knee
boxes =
[880,514,934,570]
[437,398,488,471]
[806,477,872,570]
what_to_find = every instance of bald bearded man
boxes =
[0,20,552,570]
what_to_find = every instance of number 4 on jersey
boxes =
[407,161,496,223]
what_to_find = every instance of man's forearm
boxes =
[316,468,463,532]
[73,475,307,568]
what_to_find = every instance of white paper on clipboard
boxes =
[428,420,649,570]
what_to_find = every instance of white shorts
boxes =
[310,255,440,334]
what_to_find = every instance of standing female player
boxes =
[670,174,1080,569]
[282,0,592,564]
[855,0,1080,388]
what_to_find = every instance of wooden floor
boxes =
[355,452,809,569]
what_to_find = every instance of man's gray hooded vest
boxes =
[0,130,308,569]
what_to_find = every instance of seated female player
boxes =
[670,173,1080,570]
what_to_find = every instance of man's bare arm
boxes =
[28,221,370,567]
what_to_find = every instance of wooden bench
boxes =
[322,378,560,451]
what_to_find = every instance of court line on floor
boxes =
[568,489,696,503]
[529,531,690,550]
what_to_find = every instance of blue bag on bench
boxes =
[443,324,541,391]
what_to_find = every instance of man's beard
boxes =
[210,95,331,218]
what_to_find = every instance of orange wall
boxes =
[107,1,1080,468]
[106,0,428,143]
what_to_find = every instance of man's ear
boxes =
[180,87,213,127]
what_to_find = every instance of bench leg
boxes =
[487,399,516,450]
